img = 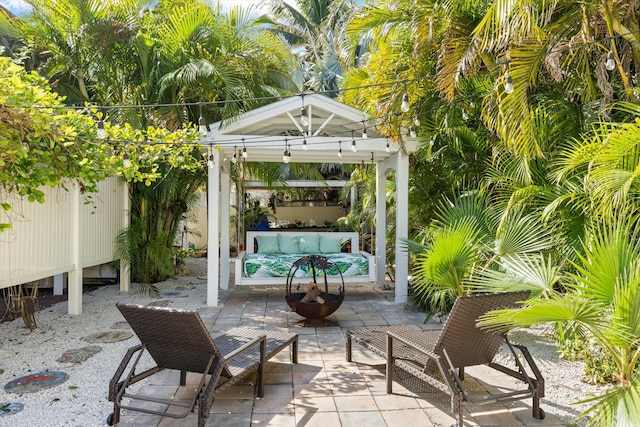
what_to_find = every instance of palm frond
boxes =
[494,214,554,256]
[579,382,640,427]
[478,294,609,333]
[471,253,560,296]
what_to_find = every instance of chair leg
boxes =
[291,337,299,363]
[180,370,187,386]
[110,401,120,425]
[532,384,545,419]
[346,333,352,362]
[386,333,394,394]
[198,396,210,427]
[452,392,463,427]
[257,339,266,398]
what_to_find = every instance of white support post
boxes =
[220,159,230,290]
[120,180,130,293]
[376,164,387,287]
[68,183,82,315]
[207,150,220,306]
[394,150,410,303]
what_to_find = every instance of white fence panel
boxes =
[0,177,125,289]
[81,177,125,267]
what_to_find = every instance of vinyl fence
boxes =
[0,177,127,313]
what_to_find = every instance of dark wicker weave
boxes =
[346,291,545,427]
[107,303,298,427]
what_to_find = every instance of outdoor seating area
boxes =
[0,252,592,426]
[98,279,576,427]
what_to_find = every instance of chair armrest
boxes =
[387,330,440,361]
[108,344,144,401]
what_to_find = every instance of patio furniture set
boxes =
[106,290,544,427]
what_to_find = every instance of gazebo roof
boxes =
[206,93,414,164]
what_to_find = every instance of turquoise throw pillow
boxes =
[299,234,321,254]
[256,235,279,254]
[319,235,342,253]
[278,234,300,254]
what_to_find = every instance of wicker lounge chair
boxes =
[346,291,544,426]
[107,303,298,427]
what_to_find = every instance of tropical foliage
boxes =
[0,0,296,283]
[336,0,640,424]
[0,56,200,232]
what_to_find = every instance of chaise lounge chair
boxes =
[107,303,298,427]
[346,291,544,426]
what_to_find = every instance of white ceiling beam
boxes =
[246,180,348,188]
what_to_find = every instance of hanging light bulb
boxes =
[409,126,416,138]
[362,123,368,139]
[198,103,208,136]
[414,115,420,126]
[123,152,131,168]
[97,119,106,139]
[207,144,214,168]
[231,146,237,164]
[401,91,410,113]
[351,132,357,152]
[338,141,343,158]
[241,138,248,159]
[505,74,514,94]
[283,139,290,163]
[300,96,308,126]
[605,51,616,71]
[22,140,29,151]
[302,137,308,151]
[385,139,390,152]
[198,116,208,136]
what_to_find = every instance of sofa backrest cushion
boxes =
[256,235,279,254]
[298,234,321,254]
[278,233,301,254]
[319,235,342,253]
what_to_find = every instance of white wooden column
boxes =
[375,164,387,287]
[68,183,82,315]
[219,159,230,289]
[395,150,409,303]
[119,180,130,293]
[207,150,220,306]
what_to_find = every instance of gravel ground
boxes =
[0,258,607,426]
[495,327,607,427]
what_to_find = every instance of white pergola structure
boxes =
[202,93,417,306]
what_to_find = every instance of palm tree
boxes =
[266,0,356,92]
[409,190,555,317]
[479,213,640,426]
